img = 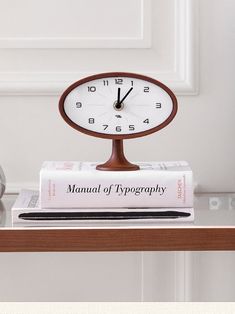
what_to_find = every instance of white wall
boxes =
[1,0,234,193]
[0,0,234,301]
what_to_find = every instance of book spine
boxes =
[40,170,193,208]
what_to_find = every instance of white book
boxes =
[40,161,194,209]
[12,190,194,227]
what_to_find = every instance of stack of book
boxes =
[12,161,194,227]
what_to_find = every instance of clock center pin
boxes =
[113,100,124,111]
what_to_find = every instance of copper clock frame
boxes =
[59,72,178,171]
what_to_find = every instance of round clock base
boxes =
[96,162,140,172]
[96,139,140,171]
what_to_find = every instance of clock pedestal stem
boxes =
[96,139,140,171]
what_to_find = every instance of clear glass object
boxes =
[0,166,6,198]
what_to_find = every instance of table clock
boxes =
[59,72,177,171]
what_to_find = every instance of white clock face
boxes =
[60,73,177,139]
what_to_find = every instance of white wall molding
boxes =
[174,252,192,301]
[173,0,199,95]
[0,0,198,95]
[0,0,151,49]
[5,182,39,194]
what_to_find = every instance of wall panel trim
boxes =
[0,0,151,49]
[0,0,198,96]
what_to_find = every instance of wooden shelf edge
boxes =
[0,228,234,252]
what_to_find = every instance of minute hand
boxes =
[118,87,133,104]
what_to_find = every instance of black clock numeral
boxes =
[131,80,134,86]
[115,79,123,85]
[88,118,95,124]
[88,86,96,92]
[116,126,122,132]
[103,124,108,130]
[143,87,150,92]
[143,118,149,124]
[76,102,82,108]
[103,80,109,86]
[156,102,162,109]
[129,125,135,131]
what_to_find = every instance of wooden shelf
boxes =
[0,227,235,252]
